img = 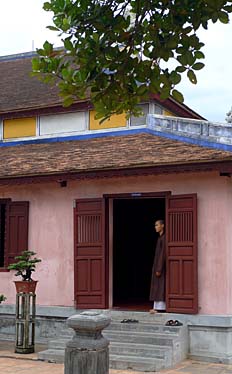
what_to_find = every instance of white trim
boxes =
[0,120,3,141]
[36,116,40,137]
[1,124,136,143]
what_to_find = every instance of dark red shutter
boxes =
[5,201,29,266]
[74,199,106,309]
[166,194,198,314]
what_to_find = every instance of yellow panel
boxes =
[89,111,127,130]
[163,109,176,117]
[3,118,36,139]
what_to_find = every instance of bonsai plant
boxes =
[8,250,41,293]
[0,294,6,303]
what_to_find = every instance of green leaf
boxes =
[136,85,148,96]
[64,37,73,51]
[43,41,54,55]
[170,71,181,85]
[218,11,229,24]
[31,58,40,70]
[176,66,186,73]
[63,96,74,107]
[182,26,192,34]
[160,87,171,100]
[43,2,51,11]
[194,51,205,59]
[192,62,205,70]
[172,89,184,103]
[47,25,60,31]
[187,69,197,84]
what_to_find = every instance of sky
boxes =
[0,0,231,123]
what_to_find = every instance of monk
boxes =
[149,220,166,313]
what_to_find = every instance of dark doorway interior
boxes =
[113,198,165,310]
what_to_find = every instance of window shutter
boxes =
[5,201,29,266]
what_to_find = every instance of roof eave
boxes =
[0,159,231,185]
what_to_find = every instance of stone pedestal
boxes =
[64,311,111,374]
[15,292,36,353]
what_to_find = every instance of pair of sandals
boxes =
[121,319,139,323]
[165,319,183,326]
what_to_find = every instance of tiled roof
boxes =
[0,56,63,113]
[0,133,231,180]
[0,54,204,119]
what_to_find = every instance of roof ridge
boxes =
[0,51,38,62]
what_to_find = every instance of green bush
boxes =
[0,294,6,303]
[8,251,41,281]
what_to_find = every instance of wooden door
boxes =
[166,194,198,314]
[74,199,106,309]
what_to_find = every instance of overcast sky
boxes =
[0,0,231,123]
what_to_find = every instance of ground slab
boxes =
[1,341,232,374]
[1,357,232,374]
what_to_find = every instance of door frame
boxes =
[104,191,171,308]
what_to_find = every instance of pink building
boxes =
[0,52,232,368]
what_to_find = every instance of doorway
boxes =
[112,198,165,310]
[74,194,198,313]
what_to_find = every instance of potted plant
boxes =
[8,250,41,293]
[0,294,6,303]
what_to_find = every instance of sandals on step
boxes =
[121,319,139,323]
[165,319,183,326]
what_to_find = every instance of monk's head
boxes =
[154,220,164,235]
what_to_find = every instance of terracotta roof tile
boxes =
[0,57,62,113]
[0,133,231,179]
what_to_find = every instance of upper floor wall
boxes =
[0,102,174,142]
[1,98,232,148]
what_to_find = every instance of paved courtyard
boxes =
[1,341,232,374]
[1,356,232,374]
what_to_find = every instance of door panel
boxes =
[74,199,106,309]
[166,194,198,314]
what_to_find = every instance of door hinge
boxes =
[73,200,76,208]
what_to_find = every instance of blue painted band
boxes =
[0,129,143,147]
[145,128,232,152]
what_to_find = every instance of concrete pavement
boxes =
[1,341,232,374]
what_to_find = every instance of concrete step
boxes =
[110,341,172,361]
[104,329,179,346]
[97,310,167,324]
[38,348,65,363]
[48,330,179,350]
[0,333,15,342]
[106,321,182,334]
[110,354,166,371]
[58,321,183,339]
[38,316,187,371]
[58,328,73,338]
[38,348,169,371]
[47,338,173,360]
[48,338,70,350]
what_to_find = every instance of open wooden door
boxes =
[166,194,198,314]
[74,199,107,309]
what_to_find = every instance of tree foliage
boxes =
[32,0,232,120]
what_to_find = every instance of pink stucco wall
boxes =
[0,171,231,315]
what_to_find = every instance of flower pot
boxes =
[14,281,38,293]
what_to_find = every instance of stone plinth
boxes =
[15,292,36,354]
[64,311,111,374]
